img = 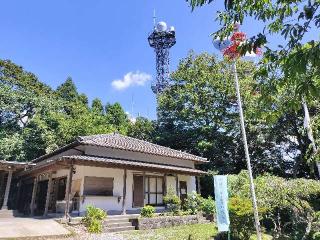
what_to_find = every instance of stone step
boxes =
[105,222,133,228]
[104,218,130,224]
[106,226,136,232]
[107,214,139,219]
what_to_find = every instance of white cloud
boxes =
[111,71,152,90]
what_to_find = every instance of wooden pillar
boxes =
[175,174,179,196]
[122,169,127,215]
[44,172,53,217]
[163,174,167,196]
[30,176,38,216]
[1,170,13,210]
[0,172,5,199]
[64,166,73,219]
[147,175,150,204]
[196,176,201,195]
[143,171,146,201]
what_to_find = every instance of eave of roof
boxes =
[62,155,207,175]
[0,160,35,170]
[18,155,207,177]
[31,141,80,163]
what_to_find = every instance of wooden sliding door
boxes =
[133,176,144,207]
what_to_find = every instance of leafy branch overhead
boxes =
[186,0,320,98]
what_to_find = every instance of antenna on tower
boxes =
[153,9,156,28]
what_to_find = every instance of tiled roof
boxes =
[78,133,208,163]
[61,155,206,175]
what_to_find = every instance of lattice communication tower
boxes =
[148,21,176,94]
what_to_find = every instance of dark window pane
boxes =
[83,177,114,196]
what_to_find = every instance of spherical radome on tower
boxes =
[169,26,175,32]
[156,21,167,32]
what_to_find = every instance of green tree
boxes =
[105,102,129,132]
[255,64,320,178]
[91,98,104,115]
[157,52,286,175]
[78,93,89,106]
[56,77,78,102]
[0,59,131,162]
[127,117,155,142]
[0,59,58,161]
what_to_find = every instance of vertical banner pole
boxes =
[232,62,262,240]
[214,175,230,233]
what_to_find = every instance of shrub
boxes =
[202,197,215,215]
[82,205,107,233]
[312,232,320,240]
[228,171,320,239]
[183,191,204,215]
[228,196,255,240]
[163,190,181,205]
[163,188,181,213]
[140,205,155,218]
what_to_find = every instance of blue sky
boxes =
[1,1,317,119]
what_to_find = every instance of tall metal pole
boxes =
[232,61,262,240]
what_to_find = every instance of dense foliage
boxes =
[82,205,107,233]
[228,171,320,239]
[201,197,216,215]
[183,191,205,215]
[228,196,259,239]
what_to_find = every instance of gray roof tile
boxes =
[78,133,207,163]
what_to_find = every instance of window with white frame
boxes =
[144,176,164,206]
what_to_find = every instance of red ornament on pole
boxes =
[222,26,261,60]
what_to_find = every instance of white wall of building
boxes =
[53,166,197,214]
[179,175,196,194]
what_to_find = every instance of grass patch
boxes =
[120,223,217,240]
